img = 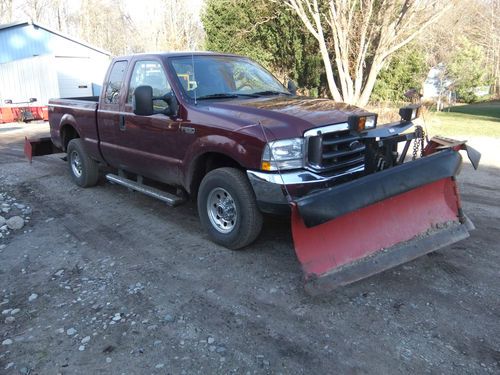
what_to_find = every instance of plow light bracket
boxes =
[399,104,421,122]
[348,113,377,132]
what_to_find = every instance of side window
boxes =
[104,60,127,104]
[128,60,172,112]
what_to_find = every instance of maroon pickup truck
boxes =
[42,52,479,292]
[47,52,378,247]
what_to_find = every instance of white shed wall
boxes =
[55,55,109,98]
[0,22,110,106]
[0,55,59,105]
[0,53,109,105]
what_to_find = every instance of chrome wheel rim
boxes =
[207,187,237,234]
[70,150,83,178]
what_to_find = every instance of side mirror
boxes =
[164,92,179,117]
[133,85,154,116]
[29,98,37,103]
[4,99,12,104]
[287,80,298,96]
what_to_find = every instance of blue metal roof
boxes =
[0,21,110,64]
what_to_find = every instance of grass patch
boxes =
[424,101,500,138]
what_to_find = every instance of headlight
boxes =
[261,138,304,171]
[399,104,421,121]
[348,114,377,132]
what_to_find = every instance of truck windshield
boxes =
[170,55,290,100]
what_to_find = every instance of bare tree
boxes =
[159,0,205,51]
[78,0,138,55]
[23,0,51,23]
[471,0,500,96]
[0,0,14,23]
[423,0,499,98]
[283,0,454,105]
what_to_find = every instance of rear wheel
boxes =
[67,139,99,187]
[197,167,263,249]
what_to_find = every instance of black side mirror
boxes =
[164,92,179,117]
[287,80,298,96]
[4,99,12,104]
[133,85,154,116]
[29,98,37,103]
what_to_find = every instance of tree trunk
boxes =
[318,42,343,102]
[357,58,384,107]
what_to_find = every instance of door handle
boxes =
[119,115,126,131]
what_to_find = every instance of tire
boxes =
[67,138,99,188]
[197,167,263,249]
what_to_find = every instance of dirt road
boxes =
[0,122,499,374]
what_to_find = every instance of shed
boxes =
[0,21,110,107]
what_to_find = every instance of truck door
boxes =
[117,59,181,184]
[98,60,129,166]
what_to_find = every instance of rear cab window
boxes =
[103,60,128,105]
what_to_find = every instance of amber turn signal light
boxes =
[348,114,377,132]
[261,161,271,171]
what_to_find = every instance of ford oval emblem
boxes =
[349,140,362,150]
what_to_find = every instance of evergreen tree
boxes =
[202,0,325,95]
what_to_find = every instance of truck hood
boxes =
[196,96,370,139]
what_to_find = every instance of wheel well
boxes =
[189,153,243,197]
[60,125,80,151]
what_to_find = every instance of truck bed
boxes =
[48,97,101,161]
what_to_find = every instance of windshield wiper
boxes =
[251,90,291,96]
[197,91,289,100]
[197,93,239,100]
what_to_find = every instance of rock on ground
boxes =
[6,216,24,230]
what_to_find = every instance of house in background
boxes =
[423,64,490,108]
[422,64,450,101]
[0,21,110,109]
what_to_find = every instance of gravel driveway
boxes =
[0,122,499,374]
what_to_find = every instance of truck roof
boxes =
[113,51,245,60]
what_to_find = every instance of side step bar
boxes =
[105,174,185,207]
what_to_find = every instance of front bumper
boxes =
[247,164,364,215]
[246,119,423,215]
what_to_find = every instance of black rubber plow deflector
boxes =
[295,149,462,228]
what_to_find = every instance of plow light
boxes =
[261,138,304,171]
[399,104,421,122]
[348,114,377,132]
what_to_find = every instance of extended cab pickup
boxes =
[48,52,422,249]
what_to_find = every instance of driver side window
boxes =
[128,60,172,112]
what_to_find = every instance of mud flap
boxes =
[291,150,473,295]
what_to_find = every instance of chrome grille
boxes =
[306,128,365,173]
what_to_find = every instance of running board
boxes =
[105,174,185,207]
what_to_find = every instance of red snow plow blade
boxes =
[24,137,62,163]
[291,148,475,295]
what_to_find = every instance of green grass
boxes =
[425,101,500,138]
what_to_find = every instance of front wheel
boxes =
[197,168,263,249]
